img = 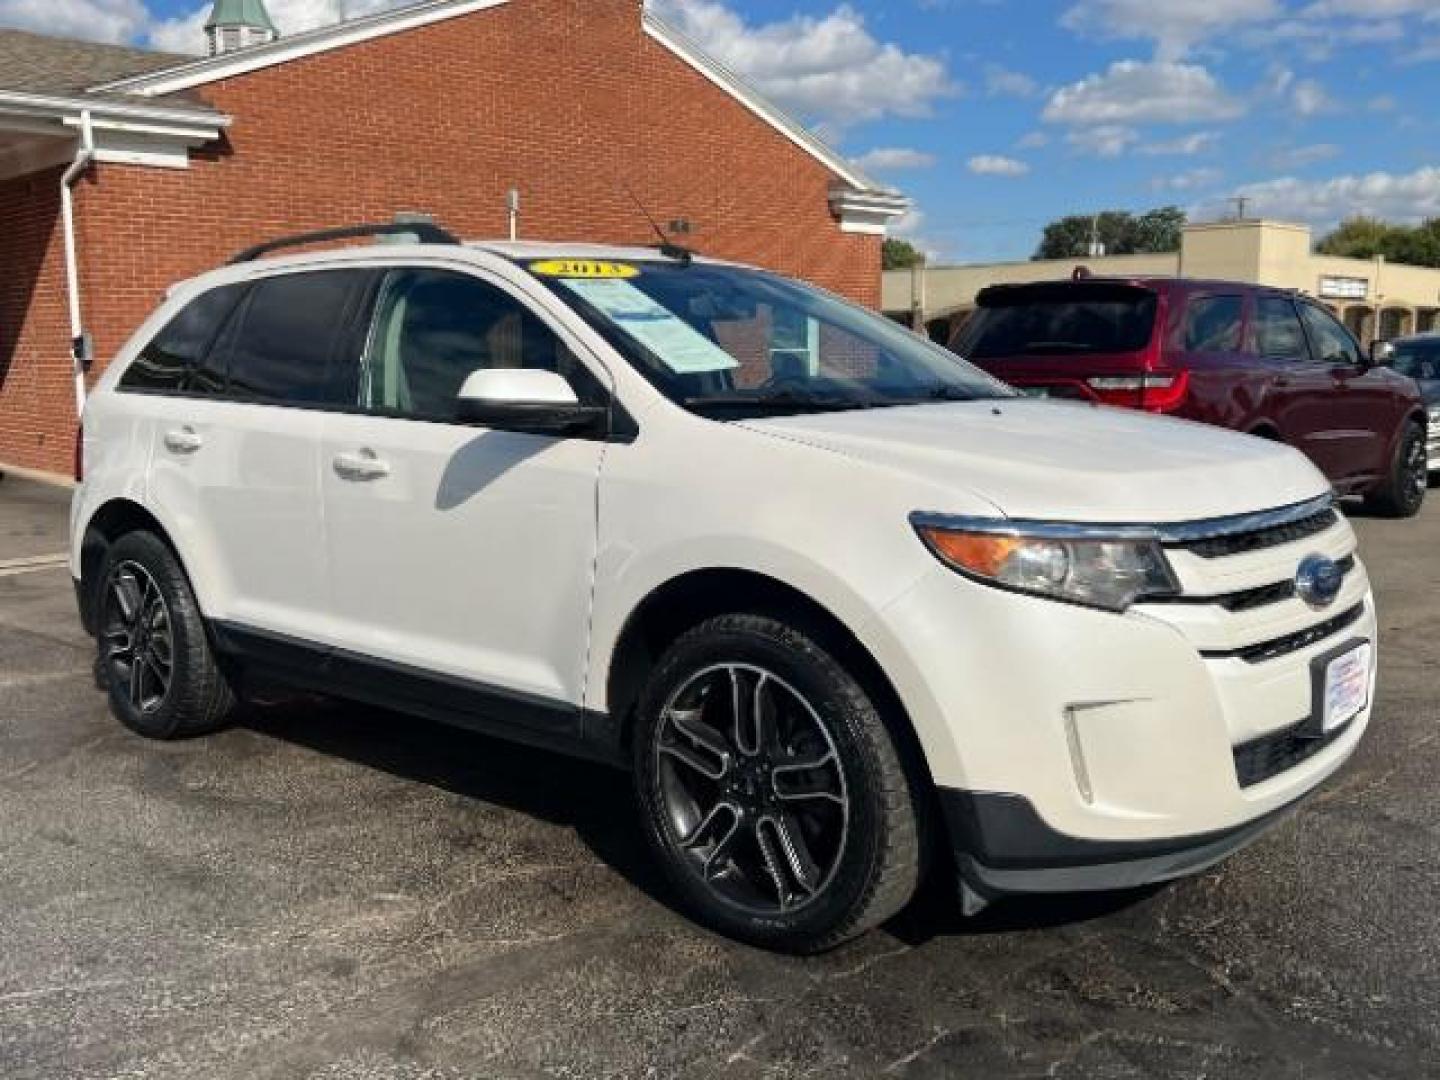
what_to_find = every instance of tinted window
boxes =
[957,287,1158,360]
[1254,298,1309,361]
[228,271,366,405]
[1299,303,1362,367]
[120,284,245,394]
[362,269,600,421]
[1391,340,1440,381]
[1184,295,1243,354]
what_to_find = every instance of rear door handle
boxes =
[163,427,203,455]
[332,449,390,482]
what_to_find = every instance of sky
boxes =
[4,0,1439,263]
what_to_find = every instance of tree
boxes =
[883,238,926,271]
[1034,207,1186,260]
[1316,216,1402,260]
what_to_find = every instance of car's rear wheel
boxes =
[632,614,922,954]
[98,531,235,739]
[1365,420,1428,518]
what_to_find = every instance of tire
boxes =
[632,614,922,954]
[1364,421,1428,519]
[96,531,236,740]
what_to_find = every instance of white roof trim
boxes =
[92,0,511,98]
[0,90,227,128]
[642,13,890,195]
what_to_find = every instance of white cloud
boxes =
[1059,124,1134,158]
[984,63,1040,99]
[0,0,148,43]
[852,147,936,172]
[149,0,403,51]
[1015,131,1050,150]
[646,0,958,128]
[1065,124,1139,158]
[1061,0,1283,60]
[1138,131,1220,156]
[1268,143,1341,169]
[1290,78,1337,117]
[968,154,1029,176]
[1235,166,1440,229]
[1302,0,1438,16]
[1044,61,1244,126]
[1150,166,1223,192]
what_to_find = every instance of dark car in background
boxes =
[1385,333,1440,481]
[950,277,1430,517]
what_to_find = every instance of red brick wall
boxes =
[1,0,882,475]
[0,168,76,475]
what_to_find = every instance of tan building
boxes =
[885,219,1440,346]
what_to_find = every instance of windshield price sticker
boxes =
[558,278,740,375]
[530,260,639,280]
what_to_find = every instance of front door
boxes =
[1297,301,1390,484]
[319,265,609,732]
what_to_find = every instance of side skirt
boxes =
[209,621,625,769]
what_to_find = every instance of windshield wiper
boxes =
[684,389,876,415]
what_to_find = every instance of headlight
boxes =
[911,514,1181,612]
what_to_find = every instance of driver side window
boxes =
[1299,303,1362,367]
[361,269,602,421]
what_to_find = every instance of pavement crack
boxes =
[882,1025,953,1074]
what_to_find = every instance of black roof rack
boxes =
[228,221,460,265]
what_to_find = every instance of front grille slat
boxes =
[1157,555,1356,613]
[1234,716,1354,788]
[1176,507,1339,559]
[1201,603,1365,664]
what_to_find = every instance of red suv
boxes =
[952,277,1430,517]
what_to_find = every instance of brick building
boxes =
[0,0,907,478]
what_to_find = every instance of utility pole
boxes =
[1230,196,1250,221]
[1087,214,1105,258]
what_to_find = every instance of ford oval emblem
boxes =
[1296,554,1344,609]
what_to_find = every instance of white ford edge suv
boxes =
[71,224,1378,953]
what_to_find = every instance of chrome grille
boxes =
[1158,555,1355,614]
[1173,506,1339,559]
[1201,603,1365,664]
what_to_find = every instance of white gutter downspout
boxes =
[61,109,95,419]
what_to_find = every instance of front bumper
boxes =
[941,785,1311,899]
[868,503,1374,889]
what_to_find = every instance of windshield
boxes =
[957,286,1159,360]
[525,259,1012,417]
[1392,340,1440,382]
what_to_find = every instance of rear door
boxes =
[953,283,1160,403]
[317,264,608,729]
[145,268,372,643]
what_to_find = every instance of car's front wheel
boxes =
[97,531,236,739]
[632,614,922,953]
[1365,420,1428,518]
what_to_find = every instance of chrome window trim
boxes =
[910,494,1337,547]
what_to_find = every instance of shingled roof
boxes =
[0,28,216,110]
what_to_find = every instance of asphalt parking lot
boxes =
[1,473,1437,1080]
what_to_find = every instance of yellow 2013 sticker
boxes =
[530,259,640,280]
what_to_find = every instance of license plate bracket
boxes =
[1303,638,1373,740]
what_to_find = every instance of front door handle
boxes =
[332,448,391,482]
[163,427,203,455]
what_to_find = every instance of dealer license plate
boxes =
[1323,643,1373,733]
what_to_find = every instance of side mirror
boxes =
[1370,340,1395,368]
[455,369,608,437]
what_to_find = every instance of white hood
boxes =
[740,400,1330,523]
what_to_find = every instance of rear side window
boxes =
[1183,295,1243,354]
[120,284,245,394]
[1253,298,1309,361]
[956,287,1158,360]
[227,270,368,406]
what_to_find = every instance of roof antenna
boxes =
[622,183,693,265]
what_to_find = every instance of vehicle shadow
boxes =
[239,694,1159,947]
